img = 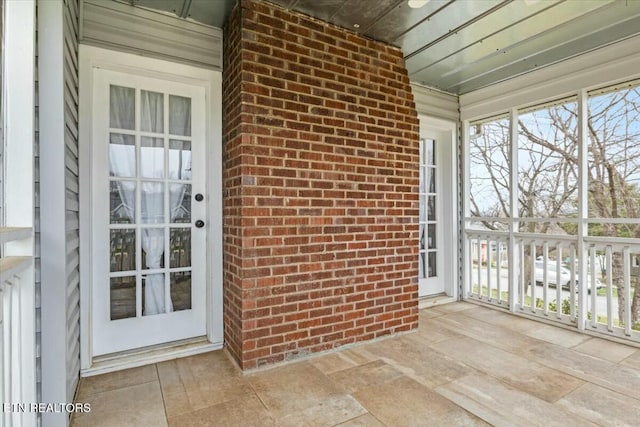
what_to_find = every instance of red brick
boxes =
[223,0,418,370]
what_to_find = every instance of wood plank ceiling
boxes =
[121,0,640,95]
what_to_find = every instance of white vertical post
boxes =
[543,242,549,315]
[508,108,519,312]
[38,1,73,426]
[3,1,37,427]
[497,240,502,302]
[530,242,536,312]
[577,89,589,331]
[605,246,613,332]
[487,237,492,299]
[590,247,597,328]
[623,247,631,336]
[570,244,576,320]
[461,121,470,300]
[556,244,562,318]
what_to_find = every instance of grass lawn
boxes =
[596,286,619,297]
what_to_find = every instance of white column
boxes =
[577,89,589,330]
[3,1,37,426]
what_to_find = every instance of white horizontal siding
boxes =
[80,0,222,70]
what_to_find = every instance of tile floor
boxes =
[72,302,640,426]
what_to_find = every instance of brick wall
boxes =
[223,0,420,370]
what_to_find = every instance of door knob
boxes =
[195,193,204,202]
[195,220,205,228]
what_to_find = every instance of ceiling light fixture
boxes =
[408,0,429,8]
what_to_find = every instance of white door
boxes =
[91,69,207,356]
[418,121,456,297]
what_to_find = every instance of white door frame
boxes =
[78,45,223,373]
[418,115,459,299]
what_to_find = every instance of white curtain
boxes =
[110,86,191,316]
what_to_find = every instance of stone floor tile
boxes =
[620,348,640,369]
[328,360,403,394]
[76,365,158,400]
[414,317,464,344]
[418,307,447,319]
[431,301,477,312]
[354,376,489,426]
[277,394,367,427]
[309,347,378,375]
[157,353,252,417]
[525,342,640,400]
[169,350,240,381]
[525,324,591,348]
[248,361,346,420]
[461,307,542,333]
[365,334,475,388]
[429,312,541,355]
[436,374,596,427]
[167,392,275,427]
[334,413,387,426]
[430,337,584,402]
[71,381,167,427]
[572,337,639,362]
[556,382,640,427]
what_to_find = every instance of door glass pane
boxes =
[426,139,435,165]
[110,85,135,130]
[141,182,165,224]
[427,196,436,220]
[170,228,191,268]
[110,229,136,272]
[140,137,164,179]
[109,134,135,177]
[170,184,191,223]
[427,168,436,193]
[110,181,135,224]
[419,252,427,279]
[169,95,191,136]
[170,272,191,311]
[142,228,165,270]
[142,273,166,316]
[169,140,192,180]
[419,224,425,251]
[428,224,436,249]
[428,252,437,277]
[110,276,136,320]
[141,90,164,133]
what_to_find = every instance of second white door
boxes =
[418,118,457,297]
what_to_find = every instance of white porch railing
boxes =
[465,230,640,344]
[1,227,36,427]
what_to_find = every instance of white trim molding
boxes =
[460,34,640,121]
[417,115,459,300]
[78,45,223,373]
[411,83,459,123]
